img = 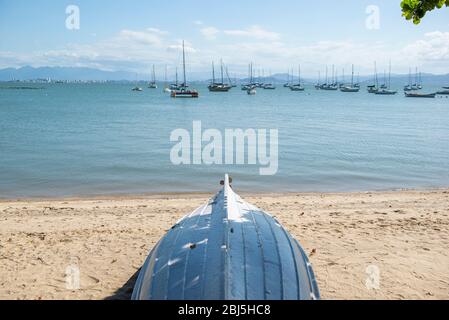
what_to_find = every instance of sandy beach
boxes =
[1,189,448,300]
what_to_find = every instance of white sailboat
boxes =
[170,41,199,98]
[247,63,256,95]
[148,65,157,89]
[375,61,397,95]
[340,64,360,92]
[290,64,305,91]
[163,65,171,93]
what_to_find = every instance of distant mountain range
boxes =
[1,66,449,85]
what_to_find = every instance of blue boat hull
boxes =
[132,175,320,300]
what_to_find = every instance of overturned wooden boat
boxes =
[132,175,320,300]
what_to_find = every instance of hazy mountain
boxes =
[0,66,145,81]
[1,66,449,86]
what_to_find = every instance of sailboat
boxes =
[320,65,338,90]
[225,67,237,88]
[247,63,256,95]
[339,68,345,88]
[412,67,422,90]
[290,65,305,91]
[379,70,388,89]
[263,70,276,89]
[148,65,157,89]
[170,41,199,98]
[284,69,291,87]
[169,67,181,90]
[315,71,321,89]
[340,64,360,92]
[376,61,397,95]
[132,74,143,92]
[163,65,171,93]
[132,175,320,301]
[241,64,252,90]
[354,73,360,88]
[404,67,421,91]
[367,62,379,93]
[208,60,231,92]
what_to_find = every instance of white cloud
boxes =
[2,27,449,76]
[200,27,219,40]
[224,25,281,41]
[147,27,169,36]
[402,31,449,61]
[116,29,164,46]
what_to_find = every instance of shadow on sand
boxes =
[105,269,140,300]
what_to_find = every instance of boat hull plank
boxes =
[132,175,320,300]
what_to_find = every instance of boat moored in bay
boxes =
[170,41,199,98]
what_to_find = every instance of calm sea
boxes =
[0,82,448,198]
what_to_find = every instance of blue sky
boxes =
[1,0,449,77]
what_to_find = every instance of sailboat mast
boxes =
[389,60,392,89]
[351,64,354,86]
[220,59,224,84]
[164,64,168,88]
[152,65,156,83]
[225,66,232,85]
[415,67,418,85]
[212,61,215,84]
[182,41,187,86]
[374,61,379,88]
[332,65,335,84]
[325,66,328,84]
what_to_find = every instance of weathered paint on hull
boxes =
[132,175,320,300]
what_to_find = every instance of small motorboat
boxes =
[132,175,320,300]
[132,87,143,92]
[404,92,436,98]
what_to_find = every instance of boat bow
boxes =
[132,175,320,300]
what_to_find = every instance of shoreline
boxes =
[1,188,449,300]
[1,186,449,203]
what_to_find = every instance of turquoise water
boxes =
[0,82,448,198]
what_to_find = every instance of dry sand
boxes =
[1,189,449,300]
